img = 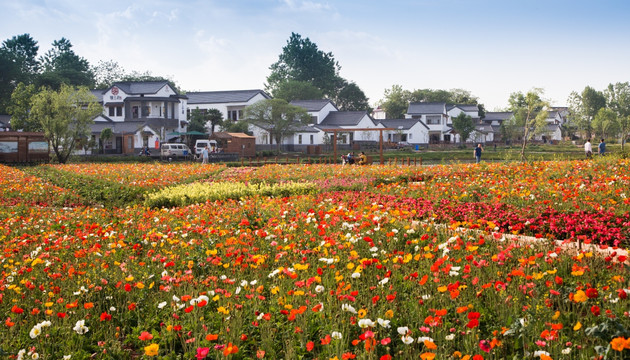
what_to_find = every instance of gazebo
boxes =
[319,127,395,165]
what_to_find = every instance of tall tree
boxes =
[272,80,323,102]
[92,60,126,89]
[38,38,94,89]
[28,84,101,163]
[188,108,223,134]
[567,86,606,139]
[334,81,370,111]
[508,89,549,161]
[266,33,341,97]
[377,85,411,119]
[243,99,310,152]
[605,82,630,150]
[592,108,618,140]
[0,49,21,114]
[451,112,476,145]
[1,34,40,81]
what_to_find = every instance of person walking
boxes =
[201,145,209,165]
[584,139,592,159]
[598,138,606,156]
[474,143,483,163]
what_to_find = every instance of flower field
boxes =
[1,160,629,359]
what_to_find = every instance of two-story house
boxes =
[406,102,451,143]
[186,90,271,126]
[91,81,188,154]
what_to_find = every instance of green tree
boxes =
[266,33,341,97]
[592,108,618,140]
[243,99,311,152]
[377,85,411,119]
[272,80,323,102]
[605,82,630,150]
[38,38,95,89]
[99,127,113,154]
[189,108,223,134]
[1,34,40,81]
[221,119,251,134]
[92,60,126,89]
[29,84,101,163]
[508,89,549,161]
[567,86,606,139]
[451,112,476,145]
[7,83,38,130]
[0,49,21,114]
[334,81,370,111]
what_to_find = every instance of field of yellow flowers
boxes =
[0,159,629,360]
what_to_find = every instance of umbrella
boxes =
[185,131,207,136]
[167,131,182,136]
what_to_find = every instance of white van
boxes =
[194,139,218,155]
[161,143,191,158]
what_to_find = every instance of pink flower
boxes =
[536,340,547,347]
[196,347,210,359]
[479,340,491,353]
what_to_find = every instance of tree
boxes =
[0,49,21,114]
[1,34,40,81]
[334,81,370,111]
[243,99,311,152]
[272,80,323,102]
[99,127,113,154]
[266,33,341,97]
[38,38,95,89]
[221,119,250,134]
[7,83,38,131]
[92,60,126,89]
[592,108,618,140]
[605,82,630,150]
[28,84,101,163]
[567,86,606,139]
[377,85,411,119]
[451,112,476,145]
[189,108,223,134]
[508,89,549,161]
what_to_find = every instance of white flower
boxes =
[30,353,39,360]
[561,348,572,354]
[379,277,389,286]
[315,285,325,293]
[401,335,414,344]
[397,326,409,335]
[158,301,167,309]
[29,325,42,339]
[351,272,361,279]
[358,318,375,328]
[17,349,26,360]
[534,350,550,357]
[377,318,391,328]
[73,320,89,335]
[63,356,72,360]
[417,336,434,343]
[445,334,455,340]
[331,331,343,340]
[342,304,357,314]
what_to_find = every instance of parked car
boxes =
[160,143,191,158]
[194,139,218,155]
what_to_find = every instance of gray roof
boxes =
[474,124,494,133]
[90,90,104,103]
[407,102,446,115]
[482,112,513,122]
[187,90,270,104]
[319,111,372,127]
[0,115,11,127]
[91,118,180,135]
[290,99,336,112]
[448,104,479,112]
[377,118,429,130]
[110,81,173,95]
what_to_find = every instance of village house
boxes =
[186,89,271,125]
[90,81,188,154]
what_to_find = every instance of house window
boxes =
[132,106,139,119]
[298,135,302,144]
[227,109,243,121]
[310,135,314,144]
[116,107,122,116]
[409,133,413,139]
[109,107,115,117]
[142,106,150,117]
[426,116,441,125]
[401,134,407,142]
[311,116,317,124]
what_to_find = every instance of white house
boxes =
[405,102,452,143]
[91,81,188,154]
[376,119,429,145]
[447,104,481,144]
[186,90,271,125]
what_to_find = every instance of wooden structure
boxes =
[210,132,256,157]
[319,128,395,165]
[0,132,49,163]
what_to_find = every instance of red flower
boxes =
[591,305,601,316]
[139,331,154,341]
[100,312,112,321]
[586,288,599,299]
[10,305,24,314]
[306,341,314,351]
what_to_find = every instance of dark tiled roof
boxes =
[111,81,172,95]
[475,124,494,133]
[319,111,371,126]
[290,99,336,112]
[91,119,180,135]
[407,102,446,115]
[187,90,270,104]
[90,90,104,103]
[482,112,513,121]
[377,118,429,130]
[448,104,479,112]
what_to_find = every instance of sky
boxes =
[2,0,630,110]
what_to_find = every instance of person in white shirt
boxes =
[584,139,592,159]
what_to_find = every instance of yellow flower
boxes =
[385,310,394,318]
[144,343,159,356]
[573,321,582,331]
[573,290,587,303]
[358,309,367,318]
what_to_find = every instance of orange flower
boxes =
[206,334,219,341]
[540,355,553,360]
[139,331,153,341]
[223,342,238,356]
[573,290,587,303]
[424,340,437,350]
[420,353,435,360]
[610,337,629,352]
[84,302,94,309]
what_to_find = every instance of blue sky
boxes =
[2,0,630,110]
